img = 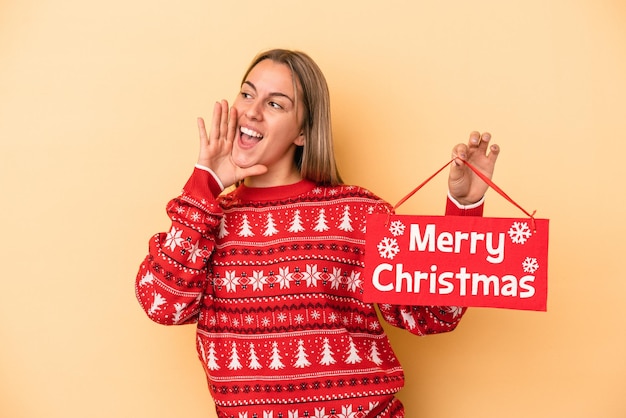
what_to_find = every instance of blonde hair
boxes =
[241,49,343,185]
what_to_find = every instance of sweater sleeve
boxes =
[135,167,223,325]
[377,194,484,335]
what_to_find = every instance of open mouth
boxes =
[240,126,263,146]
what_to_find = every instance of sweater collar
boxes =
[233,179,318,202]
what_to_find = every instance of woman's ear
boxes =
[294,132,305,146]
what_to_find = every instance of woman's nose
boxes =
[244,99,262,120]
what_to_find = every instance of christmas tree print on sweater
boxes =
[218,216,229,239]
[136,177,470,417]
[231,402,385,418]
[248,343,262,370]
[238,214,254,237]
[216,190,370,240]
[196,332,383,374]
[293,339,311,368]
[313,208,330,232]
[268,341,285,370]
[319,338,336,366]
[338,205,354,232]
[263,213,279,236]
[288,209,305,233]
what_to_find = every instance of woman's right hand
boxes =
[197,100,267,188]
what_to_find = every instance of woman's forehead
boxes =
[245,60,301,97]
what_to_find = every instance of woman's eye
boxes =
[241,92,252,99]
[269,101,283,109]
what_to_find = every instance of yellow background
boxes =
[2,1,625,417]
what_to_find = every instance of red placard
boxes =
[363,214,549,311]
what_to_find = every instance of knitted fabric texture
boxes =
[136,168,475,418]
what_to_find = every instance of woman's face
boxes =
[232,59,305,184]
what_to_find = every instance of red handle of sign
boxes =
[393,158,537,231]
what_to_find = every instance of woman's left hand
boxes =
[448,131,500,205]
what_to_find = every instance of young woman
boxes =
[136,49,500,417]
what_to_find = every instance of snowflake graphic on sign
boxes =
[375,220,407,259]
[508,221,532,244]
[389,220,406,237]
[522,257,540,273]
[377,237,400,259]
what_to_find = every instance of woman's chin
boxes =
[231,152,256,169]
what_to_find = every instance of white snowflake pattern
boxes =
[250,270,267,291]
[275,266,292,289]
[377,237,400,259]
[313,408,326,418]
[223,270,238,292]
[186,240,202,263]
[522,257,539,273]
[303,264,322,287]
[164,226,184,251]
[346,271,363,292]
[329,267,343,290]
[389,220,406,236]
[340,405,357,418]
[508,221,532,244]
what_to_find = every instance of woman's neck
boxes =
[243,167,303,188]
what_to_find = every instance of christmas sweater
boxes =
[136,167,483,418]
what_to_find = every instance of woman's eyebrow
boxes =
[243,81,294,104]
